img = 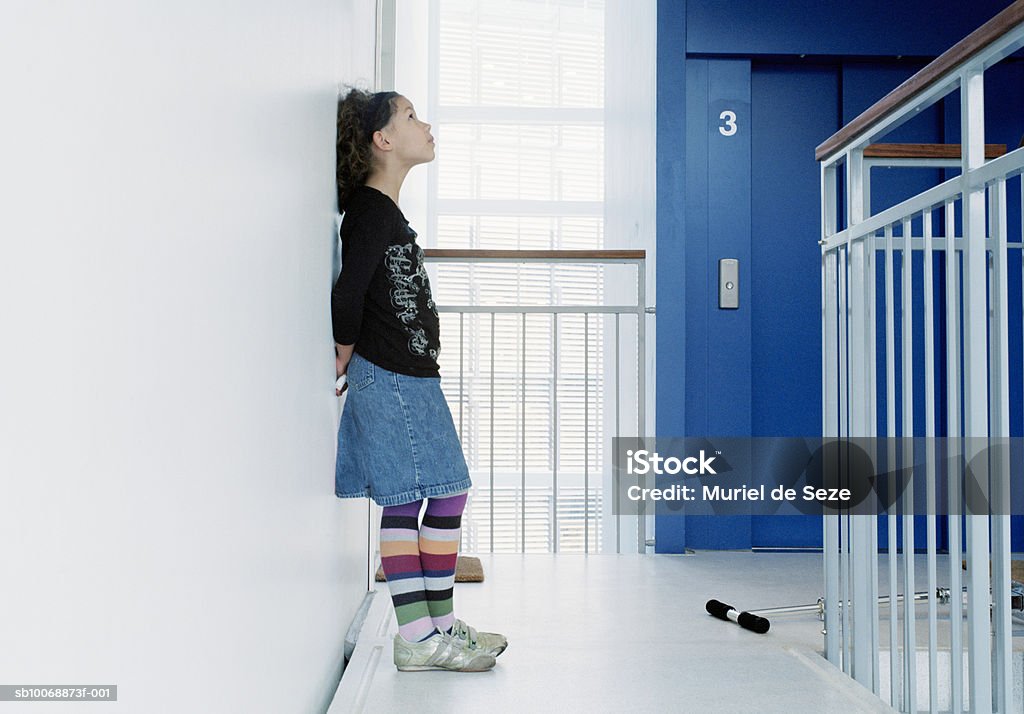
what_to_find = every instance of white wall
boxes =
[603,0,658,553]
[0,2,376,711]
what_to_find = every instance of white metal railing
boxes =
[818,3,1024,712]
[425,249,652,555]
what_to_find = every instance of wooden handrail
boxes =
[424,249,646,259]
[864,143,1007,159]
[815,0,1024,161]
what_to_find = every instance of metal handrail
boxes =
[820,145,1024,251]
[425,248,646,260]
[816,0,1024,163]
[424,250,651,554]
[818,7,1023,712]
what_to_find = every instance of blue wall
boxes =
[655,0,1023,552]
[686,0,1015,57]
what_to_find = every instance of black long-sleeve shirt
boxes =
[331,185,441,378]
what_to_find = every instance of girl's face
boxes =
[377,96,435,167]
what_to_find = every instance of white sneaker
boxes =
[450,618,508,657]
[393,630,496,672]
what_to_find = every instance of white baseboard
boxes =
[327,589,394,714]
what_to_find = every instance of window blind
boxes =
[426,0,607,553]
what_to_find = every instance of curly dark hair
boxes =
[336,88,400,212]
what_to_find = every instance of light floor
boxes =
[330,551,1024,713]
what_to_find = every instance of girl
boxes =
[331,88,508,673]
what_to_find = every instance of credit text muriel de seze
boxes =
[622,449,853,504]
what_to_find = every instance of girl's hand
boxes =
[335,342,355,396]
[336,354,349,396]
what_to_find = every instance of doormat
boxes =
[375,555,484,583]
[960,559,1024,583]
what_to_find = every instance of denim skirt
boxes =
[335,351,472,507]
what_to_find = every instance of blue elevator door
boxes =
[749,62,839,548]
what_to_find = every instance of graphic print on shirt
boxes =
[383,237,439,361]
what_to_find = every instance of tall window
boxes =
[396,0,652,553]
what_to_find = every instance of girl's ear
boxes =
[372,129,391,151]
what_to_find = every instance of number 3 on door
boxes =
[718,110,737,137]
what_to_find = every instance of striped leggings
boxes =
[378,491,468,643]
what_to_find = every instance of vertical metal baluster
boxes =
[986,238,996,713]
[553,313,559,554]
[847,147,875,689]
[838,243,850,675]
[521,311,526,553]
[863,157,881,695]
[868,232,881,696]
[490,311,495,554]
[845,247,852,675]
[988,179,1011,714]
[821,163,840,666]
[840,512,850,674]
[615,312,621,555]
[922,209,938,714]
[823,262,840,661]
[901,217,916,714]
[945,197,963,714]
[584,311,590,554]
[459,310,466,552]
[885,223,899,709]
[637,258,648,553]
[961,67,992,714]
